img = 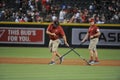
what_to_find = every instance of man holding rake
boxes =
[46,16,69,65]
[82,18,101,65]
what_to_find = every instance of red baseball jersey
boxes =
[88,24,100,38]
[47,24,65,40]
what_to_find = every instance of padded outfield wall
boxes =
[0,22,120,48]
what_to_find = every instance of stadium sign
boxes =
[0,27,45,44]
[72,28,120,46]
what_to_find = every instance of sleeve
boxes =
[96,26,100,33]
[47,24,52,32]
[59,26,65,36]
[97,28,100,32]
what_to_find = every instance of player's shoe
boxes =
[88,60,94,65]
[59,57,64,64]
[49,61,55,65]
[94,60,99,64]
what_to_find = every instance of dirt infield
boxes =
[0,57,120,66]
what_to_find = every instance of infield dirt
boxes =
[0,57,120,66]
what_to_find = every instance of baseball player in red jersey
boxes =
[46,17,69,65]
[82,18,101,65]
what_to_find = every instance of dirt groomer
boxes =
[82,18,101,65]
[46,16,69,65]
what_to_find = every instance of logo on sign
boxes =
[0,30,5,38]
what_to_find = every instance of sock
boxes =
[95,57,99,61]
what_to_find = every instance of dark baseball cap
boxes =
[53,21,59,27]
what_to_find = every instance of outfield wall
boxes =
[0,22,120,48]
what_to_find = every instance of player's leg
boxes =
[93,38,99,63]
[49,39,60,64]
[89,49,94,61]
[88,39,95,62]
[53,39,61,57]
[48,40,55,64]
[89,38,99,64]
[93,49,99,62]
[48,40,53,52]
[50,51,57,64]
[88,38,99,64]
[53,39,63,64]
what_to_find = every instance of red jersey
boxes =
[88,24,100,38]
[47,24,65,40]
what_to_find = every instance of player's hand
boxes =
[81,39,87,43]
[51,33,56,36]
[65,42,69,47]
[90,36,94,39]
[81,40,85,43]
[81,40,84,43]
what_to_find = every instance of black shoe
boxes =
[59,57,64,64]
[49,61,55,65]
[88,60,94,65]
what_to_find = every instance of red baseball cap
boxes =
[89,18,94,22]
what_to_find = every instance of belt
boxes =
[90,37,98,40]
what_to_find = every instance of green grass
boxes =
[0,47,51,58]
[0,47,120,80]
[0,47,120,60]
[0,64,120,80]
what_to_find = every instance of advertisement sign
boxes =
[72,28,120,46]
[0,27,45,44]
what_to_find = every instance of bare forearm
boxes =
[90,31,101,39]
[46,31,52,35]
[63,35,67,43]
[93,32,101,37]
[82,33,88,42]
[63,35,69,46]
[46,31,56,36]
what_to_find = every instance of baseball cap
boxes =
[53,21,59,27]
[89,18,94,22]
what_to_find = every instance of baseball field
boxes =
[0,47,120,80]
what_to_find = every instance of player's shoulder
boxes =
[48,23,54,27]
[58,25,63,29]
[93,24,98,28]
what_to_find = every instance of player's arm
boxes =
[90,28,101,39]
[60,26,69,47]
[46,30,56,36]
[62,35,69,47]
[81,32,89,42]
[46,25,56,36]
[91,31,101,38]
